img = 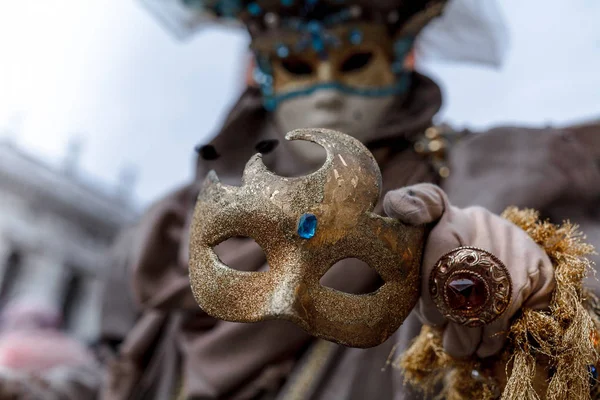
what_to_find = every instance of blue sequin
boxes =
[281,0,294,5]
[302,21,327,55]
[307,20,321,34]
[256,56,272,74]
[394,37,414,56]
[247,2,262,15]
[391,62,404,74]
[263,97,277,111]
[276,44,290,58]
[349,28,363,45]
[216,0,241,17]
[312,37,325,53]
[262,85,274,95]
[297,214,318,239]
[589,365,598,384]
[182,0,204,9]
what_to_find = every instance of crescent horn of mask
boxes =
[189,128,425,348]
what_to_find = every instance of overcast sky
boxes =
[0,0,598,207]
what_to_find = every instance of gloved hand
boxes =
[384,183,555,358]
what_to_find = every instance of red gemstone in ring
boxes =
[447,273,488,310]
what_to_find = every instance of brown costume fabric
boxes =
[101,73,600,399]
[100,227,141,344]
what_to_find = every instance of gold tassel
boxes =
[398,325,495,399]
[503,208,597,400]
[503,351,538,400]
[445,365,497,400]
[396,325,448,392]
[502,313,539,400]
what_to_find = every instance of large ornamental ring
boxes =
[429,246,512,327]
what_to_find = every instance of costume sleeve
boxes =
[553,120,600,287]
[129,185,200,311]
[443,127,600,214]
[98,226,140,348]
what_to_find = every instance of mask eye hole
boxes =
[339,51,374,73]
[281,57,314,76]
[213,236,269,271]
[320,258,384,295]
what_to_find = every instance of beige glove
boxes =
[384,183,555,359]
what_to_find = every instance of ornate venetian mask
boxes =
[253,23,415,111]
[267,24,407,143]
[189,129,425,348]
[254,22,415,147]
[268,24,398,96]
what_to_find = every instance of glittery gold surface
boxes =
[188,128,425,348]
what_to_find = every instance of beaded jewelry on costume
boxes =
[413,125,469,179]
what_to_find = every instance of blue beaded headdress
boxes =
[146,0,447,109]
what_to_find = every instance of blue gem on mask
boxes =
[281,0,294,5]
[297,213,318,239]
[247,2,262,15]
[276,44,290,58]
[349,28,363,45]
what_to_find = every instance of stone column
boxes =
[69,276,103,342]
[0,235,13,293]
[10,252,67,310]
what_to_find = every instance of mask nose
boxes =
[269,272,311,321]
[311,62,344,110]
[312,89,344,111]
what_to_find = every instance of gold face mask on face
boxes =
[271,39,396,95]
[252,23,415,110]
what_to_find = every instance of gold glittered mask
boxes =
[252,23,415,110]
[268,25,396,95]
[189,129,425,348]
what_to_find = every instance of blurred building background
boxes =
[0,138,137,343]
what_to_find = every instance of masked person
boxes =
[99,0,600,399]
